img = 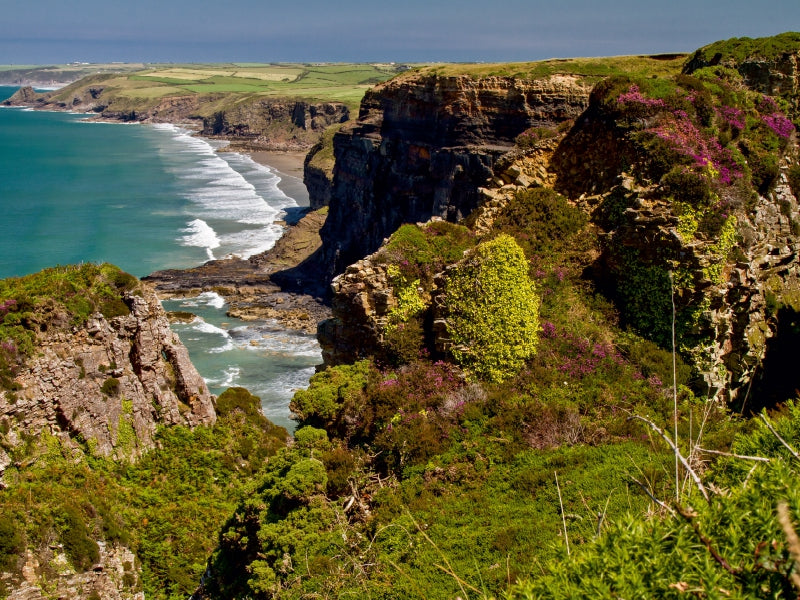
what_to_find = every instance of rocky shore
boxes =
[145,205,332,335]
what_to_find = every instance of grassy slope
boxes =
[413,53,688,83]
[45,63,412,112]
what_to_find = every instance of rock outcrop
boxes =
[683,34,800,114]
[319,73,592,275]
[0,282,215,469]
[8,543,142,600]
[202,100,349,151]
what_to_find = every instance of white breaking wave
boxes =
[151,124,298,260]
[172,291,227,310]
[181,219,220,260]
[204,366,241,388]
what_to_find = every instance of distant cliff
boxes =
[3,84,349,152]
[318,73,592,275]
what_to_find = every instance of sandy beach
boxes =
[249,150,310,209]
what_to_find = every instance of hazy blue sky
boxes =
[2,0,799,64]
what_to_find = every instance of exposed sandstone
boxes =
[0,282,215,468]
[319,73,592,276]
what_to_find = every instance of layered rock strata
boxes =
[2,86,349,152]
[0,283,215,470]
[319,73,592,275]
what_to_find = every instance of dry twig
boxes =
[629,414,710,502]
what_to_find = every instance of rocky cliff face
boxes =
[0,282,215,473]
[202,100,349,151]
[318,73,592,275]
[8,543,143,600]
[3,86,349,151]
[684,46,800,114]
[318,60,800,405]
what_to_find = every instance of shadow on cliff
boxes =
[270,247,332,300]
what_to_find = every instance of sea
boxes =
[0,86,320,430]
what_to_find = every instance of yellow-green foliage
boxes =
[674,202,700,241]
[704,215,738,284]
[444,234,540,382]
[384,264,426,334]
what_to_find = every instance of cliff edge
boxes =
[0,264,215,473]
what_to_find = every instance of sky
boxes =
[1,0,799,64]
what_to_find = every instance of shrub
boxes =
[444,234,540,382]
[216,387,263,419]
[290,361,375,436]
[59,504,100,571]
[100,377,120,396]
[788,164,800,200]
[492,188,588,260]
[0,514,23,571]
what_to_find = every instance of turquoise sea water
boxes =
[0,86,319,428]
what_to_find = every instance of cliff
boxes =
[318,40,800,406]
[318,73,593,275]
[3,82,350,152]
[0,265,215,472]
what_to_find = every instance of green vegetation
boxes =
[688,31,800,66]
[46,63,409,113]
[0,387,287,598]
[415,54,687,83]
[444,235,540,383]
[508,403,800,599]
[4,33,800,600]
[584,69,796,348]
[0,263,139,389]
[306,121,345,175]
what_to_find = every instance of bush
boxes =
[492,188,588,260]
[216,387,263,419]
[290,361,375,436]
[444,234,540,382]
[100,377,120,396]
[0,514,23,571]
[59,504,100,571]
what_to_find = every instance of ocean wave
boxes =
[230,325,322,358]
[181,219,220,260]
[205,365,241,388]
[149,124,299,260]
[169,291,227,310]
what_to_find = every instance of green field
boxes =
[33,63,410,110]
[3,56,691,112]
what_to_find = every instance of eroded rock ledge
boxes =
[0,282,215,474]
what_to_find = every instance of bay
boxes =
[0,86,319,429]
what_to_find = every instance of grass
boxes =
[43,63,411,112]
[689,31,800,64]
[414,54,688,83]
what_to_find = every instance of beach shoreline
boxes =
[246,150,311,209]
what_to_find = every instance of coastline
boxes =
[3,87,332,334]
[145,143,332,334]
[247,150,310,213]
